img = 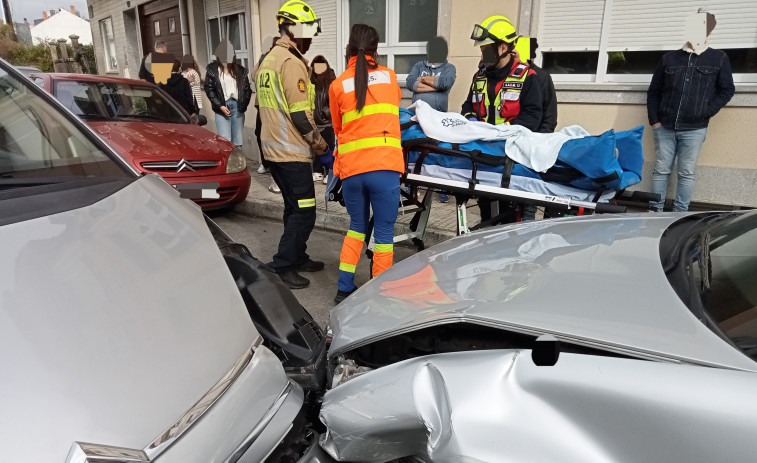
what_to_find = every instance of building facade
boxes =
[88,0,757,207]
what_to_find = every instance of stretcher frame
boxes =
[363,140,659,257]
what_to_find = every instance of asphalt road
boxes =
[211,212,418,329]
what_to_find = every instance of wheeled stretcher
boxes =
[329,107,660,256]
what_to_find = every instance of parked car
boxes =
[3,58,756,463]
[15,65,42,76]
[29,72,251,210]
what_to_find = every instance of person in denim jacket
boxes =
[646,10,734,212]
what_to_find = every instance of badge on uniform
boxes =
[298,78,307,93]
[502,90,521,101]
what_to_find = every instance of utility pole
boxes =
[1,0,15,34]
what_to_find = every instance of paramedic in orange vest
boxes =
[329,23,404,304]
[461,15,543,223]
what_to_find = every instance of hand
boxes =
[421,76,435,86]
[186,74,196,83]
[221,106,231,117]
[652,122,662,129]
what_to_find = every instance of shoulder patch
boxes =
[298,78,307,93]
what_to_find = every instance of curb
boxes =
[235,198,457,249]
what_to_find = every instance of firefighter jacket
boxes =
[256,41,326,163]
[461,59,542,131]
[328,55,404,179]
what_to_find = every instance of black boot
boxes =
[278,271,310,289]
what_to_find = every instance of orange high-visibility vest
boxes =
[329,56,404,179]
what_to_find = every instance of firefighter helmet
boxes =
[276,0,321,38]
[471,15,518,47]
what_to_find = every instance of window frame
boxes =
[535,0,757,85]
[341,0,439,83]
[99,17,118,72]
[205,11,249,69]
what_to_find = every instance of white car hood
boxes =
[329,213,756,372]
[0,175,259,462]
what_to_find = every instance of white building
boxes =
[31,9,93,45]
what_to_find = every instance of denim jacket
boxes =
[647,48,735,130]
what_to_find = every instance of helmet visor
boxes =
[470,24,491,42]
[290,18,321,38]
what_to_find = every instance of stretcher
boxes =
[327,108,661,256]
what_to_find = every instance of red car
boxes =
[30,73,251,210]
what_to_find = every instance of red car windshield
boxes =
[53,80,190,124]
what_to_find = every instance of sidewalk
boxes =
[235,163,474,248]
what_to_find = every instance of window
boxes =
[169,17,176,33]
[343,0,439,79]
[537,0,757,83]
[154,20,160,36]
[206,13,248,69]
[99,18,118,72]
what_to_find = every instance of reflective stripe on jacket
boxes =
[329,56,404,179]
[469,60,534,125]
[256,42,319,163]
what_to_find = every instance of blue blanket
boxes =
[400,108,644,191]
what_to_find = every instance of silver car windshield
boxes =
[0,67,129,181]
[694,211,757,362]
[54,80,190,124]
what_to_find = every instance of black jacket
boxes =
[160,73,197,115]
[530,63,557,133]
[461,60,543,131]
[204,61,253,115]
[647,48,735,130]
[138,56,154,84]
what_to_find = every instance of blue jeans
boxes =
[650,126,707,212]
[338,171,400,292]
[215,98,245,147]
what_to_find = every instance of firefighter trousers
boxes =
[269,161,317,272]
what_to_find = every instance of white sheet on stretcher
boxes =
[410,163,617,203]
[409,100,590,173]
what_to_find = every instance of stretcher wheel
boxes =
[412,238,425,251]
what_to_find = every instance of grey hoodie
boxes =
[406,60,456,112]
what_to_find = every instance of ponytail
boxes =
[347,24,380,112]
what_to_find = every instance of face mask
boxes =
[481,44,500,68]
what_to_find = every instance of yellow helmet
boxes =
[277,0,321,38]
[513,36,531,62]
[471,15,518,47]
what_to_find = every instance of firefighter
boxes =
[462,15,543,224]
[257,0,328,289]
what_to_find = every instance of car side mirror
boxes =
[192,114,207,126]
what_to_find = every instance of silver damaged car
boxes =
[322,212,757,462]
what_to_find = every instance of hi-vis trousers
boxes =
[338,170,401,292]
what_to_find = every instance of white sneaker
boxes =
[322,174,329,185]
[268,182,281,194]
[312,172,324,182]
[257,164,268,174]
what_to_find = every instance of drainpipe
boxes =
[178,0,190,54]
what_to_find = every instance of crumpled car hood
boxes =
[329,213,756,371]
[0,175,257,462]
[320,349,757,462]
